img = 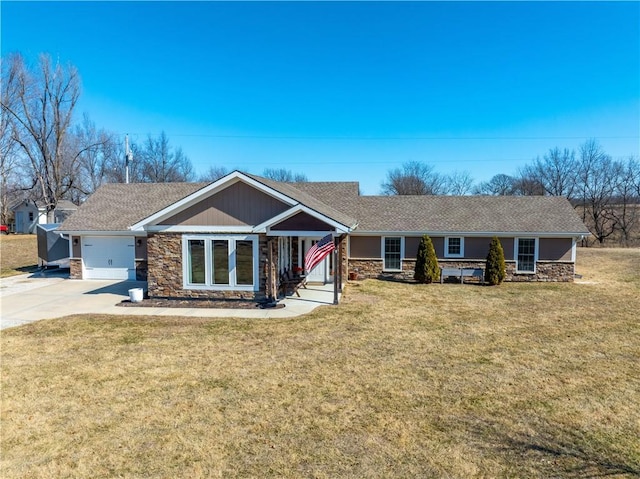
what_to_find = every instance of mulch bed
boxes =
[117,298,285,309]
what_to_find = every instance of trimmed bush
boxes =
[486,236,506,285]
[414,235,440,284]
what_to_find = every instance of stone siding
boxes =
[507,261,574,282]
[348,258,575,282]
[70,258,82,279]
[147,233,268,300]
[348,258,417,281]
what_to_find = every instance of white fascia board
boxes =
[145,225,254,234]
[129,171,298,231]
[349,230,588,238]
[265,230,339,237]
[58,230,145,237]
[255,204,351,234]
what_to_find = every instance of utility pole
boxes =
[125,134,133,184]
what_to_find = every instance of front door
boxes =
[299,237,333,284]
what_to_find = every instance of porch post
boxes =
[333,236,339,305]
[338,235,344,291]
[267,238,276,302]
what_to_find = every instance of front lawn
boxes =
[1,248,639,478]
[0,234,38,277]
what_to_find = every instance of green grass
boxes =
[1,248,639,478]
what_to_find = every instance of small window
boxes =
[29,212,34,222]
[445,237,464,258]
[383,237,402,271]
[516,238,537,273]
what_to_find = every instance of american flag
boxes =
[304,234,335,273]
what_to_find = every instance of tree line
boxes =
[0,54,310,225]
[2,53,639,245]
[382,142,640,245]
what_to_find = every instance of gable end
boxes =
[159,181,291,227]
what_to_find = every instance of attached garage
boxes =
[82,236,135,280]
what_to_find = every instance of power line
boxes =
[116,133,639,141]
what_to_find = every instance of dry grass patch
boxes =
[1,249,639,478]
[0,234,38,277]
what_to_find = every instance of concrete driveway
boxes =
[0,272,338,330]
[0,272,147,329]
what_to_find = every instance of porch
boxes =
[280,282,340,309]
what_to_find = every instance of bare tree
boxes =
[444,170,474,195]
[138,131,194,183]
[71,114,118,197]
[473,174,516,196]
[199,165,229,182]
[0,57,22,224]
[0,54,104,219]
[577,139,619,244]
[381,161,446,195]
[523,147,578,198]
[263,168,308,182]
[610,157,640,244]
[512,171,545,196]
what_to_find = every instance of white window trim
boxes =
[444,236,464,258]
[514,237,539,274]
[382,236,404,272]
[182,234,259,291]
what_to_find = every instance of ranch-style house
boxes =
[59,171,590,302]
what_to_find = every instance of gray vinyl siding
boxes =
[538,237,572,261]
[349,236,382,259]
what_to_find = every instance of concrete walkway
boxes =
[0,272,339,330]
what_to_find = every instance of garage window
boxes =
[183,235,258,291]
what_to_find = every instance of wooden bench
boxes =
[279,269,307,297]
[440,267,485,284]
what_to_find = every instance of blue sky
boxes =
[2,1,639,194]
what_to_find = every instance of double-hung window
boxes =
[383,237,402,271]
[184,235,258,290]
[445,237,464,258]
[515,238,537,273]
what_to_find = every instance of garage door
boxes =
[83,236,135,280]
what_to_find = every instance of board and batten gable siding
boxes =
[159,181,290,227]
[271,212,334,231]
[538,238,573,261]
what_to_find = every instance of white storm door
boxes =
[300,237,329,283]
[83,236,135,280]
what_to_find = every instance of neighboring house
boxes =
[12,200,78,234]
[59,171,590,302]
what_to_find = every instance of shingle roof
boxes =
[350,195,590,234]
[55,200,78,210]
[60,182,207,231]
[60,174,589,236]
[245,174,358,228]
